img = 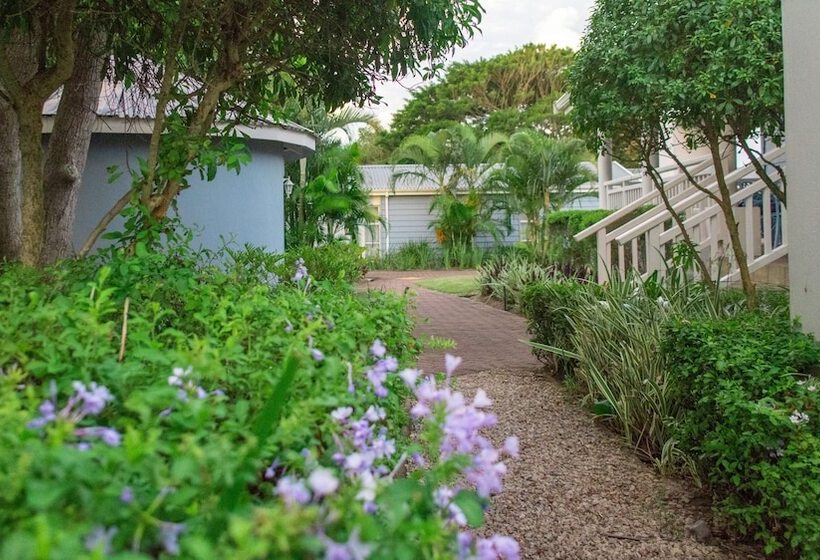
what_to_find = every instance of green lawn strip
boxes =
[416,275,479,297]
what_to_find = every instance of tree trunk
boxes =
[0,99,22,259]
[17,102,47,266]
[707,133,757,308]
[41,34,106,264]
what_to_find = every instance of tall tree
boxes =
[488,130,591,254]
[0,0,484,265]
[568,0,784,307]
[379,44,574,154]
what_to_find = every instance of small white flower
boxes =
[790,411,810,425]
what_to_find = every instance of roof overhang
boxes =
[41,116,316,161]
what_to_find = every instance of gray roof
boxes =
[43,80,315,137]
[361,165,455,193]
[362,162,600,194]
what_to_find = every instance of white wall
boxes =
[783,2,820,335]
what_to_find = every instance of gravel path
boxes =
[363,270,757,559]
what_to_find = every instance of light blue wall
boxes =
[72,134,286,254]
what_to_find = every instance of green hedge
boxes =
[519,280,591,376]
[664,315,820,557]
[545,209,613,273]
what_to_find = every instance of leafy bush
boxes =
[545,209,612,274]
[367,241,443,270]
[519,280,590,376]
[480,257,558,309]
[525,270,720,459]
[664,315,820,557]
[0,245,519,558]
[288,242,367,282]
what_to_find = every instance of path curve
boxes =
[363,270,756,560]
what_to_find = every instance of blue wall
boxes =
[72,134,286,254]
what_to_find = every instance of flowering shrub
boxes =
[0,246,517,559]
[664,314,820,557]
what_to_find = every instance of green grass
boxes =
[416,274,479,297]
[419,334,458,350]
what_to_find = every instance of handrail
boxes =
[611,147,784,245]
[658,172,781,244]
[574,157,714,242]
[600,156,709,189]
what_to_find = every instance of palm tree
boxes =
[489,130,592,254]
[390,125,507,251]
[284,100,379,247]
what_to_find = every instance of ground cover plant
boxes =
[0,242,520,559]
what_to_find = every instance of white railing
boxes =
[602,157,711,210]
[577,147,787,284]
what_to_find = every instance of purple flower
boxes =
[292,258,309,282]
[311,348,325,362]
[322,529,372,560]
[285,321,294,333]
[502,436,520,458]
[75,426,122,447]
[325,542,353,560]
[399,368,419,387]
[120,487,134,504]
[308,467,339,497]
[331,406,354,423]
[276,476,312,505]
[476,535,520,560]
[445,354,463,377]
[159,522,186,556]
[472,389,492,408]
[71,381,115,416]
[457,532,473,559]
[167,367,190,388]
[84,526,117,554]
[370,339,386,359]
[364,406,385,423]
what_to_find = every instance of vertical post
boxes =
[597,139,613,209]
[783,1,820,335]
[298,158,307,244]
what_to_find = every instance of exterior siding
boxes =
[72,135,286,254]
[385,195,438,250]
[566,193,600,210]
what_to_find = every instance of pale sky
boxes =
[367,0,596,128]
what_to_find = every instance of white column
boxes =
[597,139,612,209]
[783,1,820,335]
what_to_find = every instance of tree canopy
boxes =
[371,44,574,155]
[0,0,484,264]
[567,0,784,305]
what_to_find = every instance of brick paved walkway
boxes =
[361,270,543,375]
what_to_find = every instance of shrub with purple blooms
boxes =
[0,243,517,559]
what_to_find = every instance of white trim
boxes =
[41,115,316,160]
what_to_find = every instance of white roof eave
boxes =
[41,116,316,161]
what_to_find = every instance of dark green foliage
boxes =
[664,315,820,557]
[367,242,444,271]
[0,243,417,557]
[287,243,367,283]
[383,44,575,151]
[545,209,613,274]
[519,280,591,376]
